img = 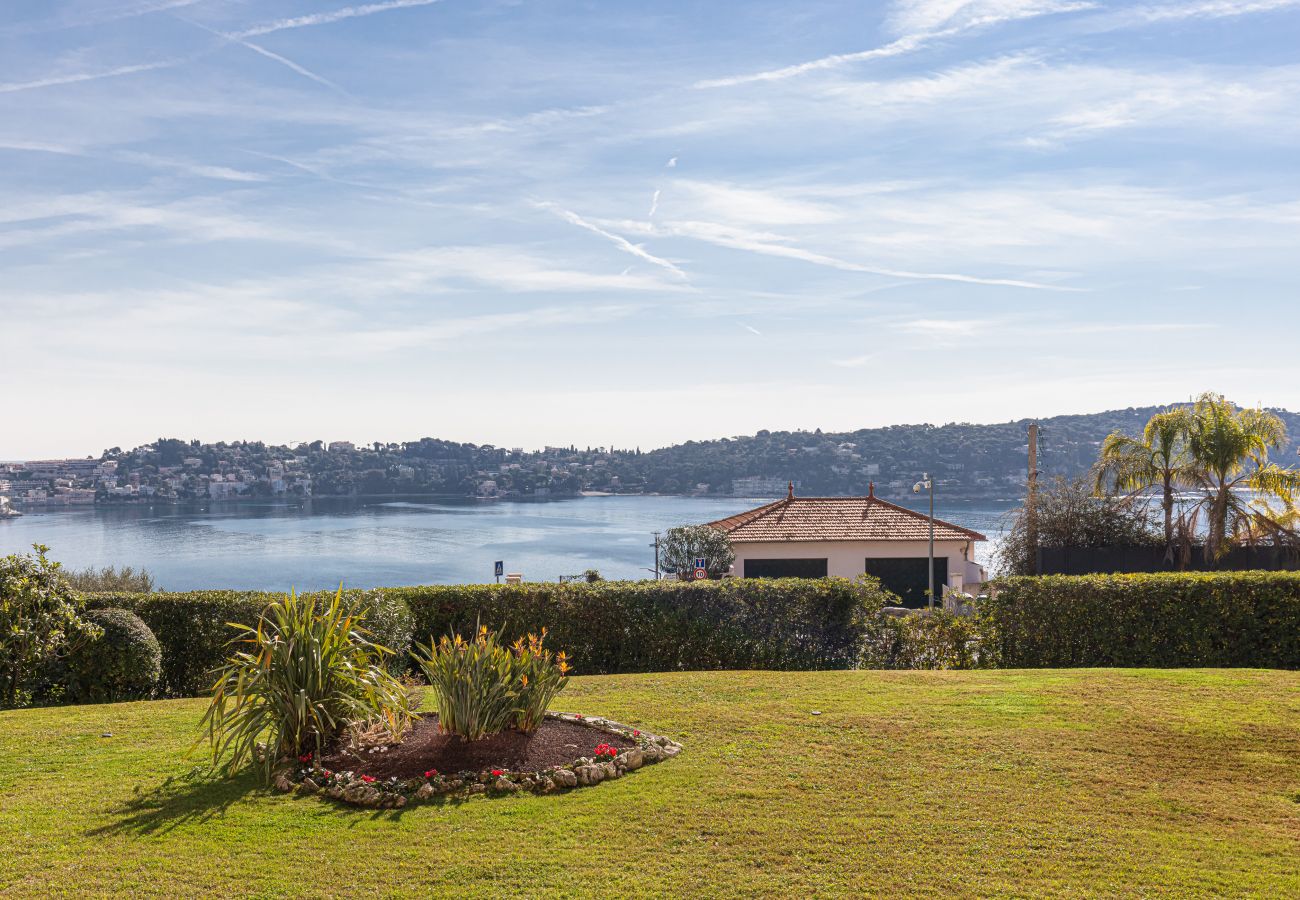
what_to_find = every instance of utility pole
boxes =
[1027,422,1039,574]
[913,474,935,610]
[649,531,661,580]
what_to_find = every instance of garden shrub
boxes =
[62,608,162,703]
[984,571,1300,668]
[860,610,983,670]
[1,545,102,709]
[414,627,520,741]
[201,588,414,782]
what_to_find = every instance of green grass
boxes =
[1,669,1298,898]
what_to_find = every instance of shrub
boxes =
[859,610,984,670]
[200,588,414,782]
[62,565,155,593]
[0,545,101,708]
[87,577,886,697]
[61,609,162,703]
[996,476,1161,576]
[414,626,519,741]
[984,571,1300,668]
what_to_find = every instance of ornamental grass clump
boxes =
[414,625,572,740]
[199,587,413,783]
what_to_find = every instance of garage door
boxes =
[864,557,947,608]
[744,558,829,579]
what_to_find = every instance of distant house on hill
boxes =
[704,483,986,606]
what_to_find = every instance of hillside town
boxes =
[6,405,1297,509]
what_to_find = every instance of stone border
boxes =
[273,712,683,809]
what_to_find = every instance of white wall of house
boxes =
[730,539,985,593]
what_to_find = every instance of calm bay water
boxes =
[0,495,1014,591]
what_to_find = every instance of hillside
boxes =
[629,405,1300,500]
[9,404,1299,505]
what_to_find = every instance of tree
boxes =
[996,477,1160,577]
[1093,407,1194,547]
[0,545,101,708]
[1184,393,1300,558]
[660,525,735,580]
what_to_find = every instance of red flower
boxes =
[632,730,640,737]
[575,714,584,720]
[360,775,376,783]
[424,769,438,779]
[298,752,313,763]
[491,769,504,777]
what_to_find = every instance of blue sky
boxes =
[4,0,1299,458]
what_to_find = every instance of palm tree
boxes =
[1093,407,1194,547]
[1184,393,1300,559]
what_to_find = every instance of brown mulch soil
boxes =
[318,716,635,780]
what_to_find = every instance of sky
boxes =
[3,0,1300,459]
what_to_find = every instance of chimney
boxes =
[787,481,794,500]
[868,481,875,498]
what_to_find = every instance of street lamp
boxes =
[913,473,935,610]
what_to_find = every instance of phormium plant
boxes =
[198,587,413,782]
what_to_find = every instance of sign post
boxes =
[494,561,504,584]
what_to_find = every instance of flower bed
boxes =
[273,712,683,808]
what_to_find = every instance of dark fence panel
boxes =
[1037,545,1300,576]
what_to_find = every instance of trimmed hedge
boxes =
[984,571,1300,669]
[85,588,417,697]
[88,578,891,697]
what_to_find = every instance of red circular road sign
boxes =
[693,567,708,580]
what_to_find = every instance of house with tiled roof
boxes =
[704,482,986,606]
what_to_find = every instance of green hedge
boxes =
[983,572,1300,668]
[88,578,890,697]
[85,588,416,697]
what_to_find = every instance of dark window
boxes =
[744,558,828,579]
[864,557,948,608]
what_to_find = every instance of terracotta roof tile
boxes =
[705,495,986,543]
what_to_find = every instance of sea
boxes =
[0,495,1017,591]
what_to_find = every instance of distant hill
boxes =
[621,405,1300,501]
[13,403,1299,505]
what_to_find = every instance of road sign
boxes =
[494,561,504,577]
[694,557,707,569]
[693,567,708,580]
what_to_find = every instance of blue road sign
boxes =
[694,557,707,569]
[494,561,504,577]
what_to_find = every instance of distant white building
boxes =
[328,441,355,453]
[704,483,986,606]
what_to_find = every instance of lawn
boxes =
[1,669,1298,898]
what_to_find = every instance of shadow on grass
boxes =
[89,768,261,836]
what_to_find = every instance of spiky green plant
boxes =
[510,629,570,733]
[198,587,413,782]
[413,625,520,741]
